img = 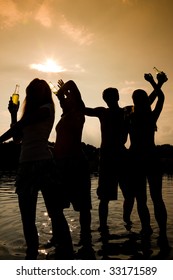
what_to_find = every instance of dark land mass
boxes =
[0,141,173,176]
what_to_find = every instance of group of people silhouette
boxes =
[0,70,170,260]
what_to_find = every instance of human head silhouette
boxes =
[132,89,151,113]
[26,78,52,105]
[22,78,54,117]
[59,83,85,114]
[102,87,119,108]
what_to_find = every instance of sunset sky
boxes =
[0,0,173,148]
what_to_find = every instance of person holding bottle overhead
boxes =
[49,79,95,259]
[0,79,74,260]
[128,70,170,256]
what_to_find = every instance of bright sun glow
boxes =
[30,59,65,73]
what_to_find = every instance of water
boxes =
[0,173,173,260]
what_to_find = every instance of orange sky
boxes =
[0,0,173,147]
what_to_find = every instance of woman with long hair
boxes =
[0,78,73,259]
[128,72,170,256]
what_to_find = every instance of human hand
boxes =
[144,73,155,83]
[8,97,19,115]
[57,79,65,89]
[57,79,67,101]
[157,71,168,85]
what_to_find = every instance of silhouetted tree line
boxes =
[157,144,173,174]
[0,141,173,175]
[0,141,99,176]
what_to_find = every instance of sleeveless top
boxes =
[19,103,54,163]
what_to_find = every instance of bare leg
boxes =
[79,208,92,247]
[18,190,39,260]
[77,209,95,259]
[99,199,109,230]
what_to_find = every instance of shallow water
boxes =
[0,172,173,260]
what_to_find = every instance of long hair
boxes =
[21,78,54,119]
[132,89,151,114]
[132,89,157,131]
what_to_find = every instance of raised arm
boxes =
[57,79,81,100]
[85,106,104,118]
[8,97,19,126]
[144,72,167,121]
[85,107,98,116]
[144,72,167,105]
[0,95,22,143]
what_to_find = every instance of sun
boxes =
[30,59,65,73]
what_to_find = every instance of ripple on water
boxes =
[0,174,173,260]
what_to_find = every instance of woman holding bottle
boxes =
[0,78,73,259]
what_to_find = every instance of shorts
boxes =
[55,155,92,211]
[15,158,68,209]
[97,151,130,201]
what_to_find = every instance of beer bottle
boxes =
[12,84,20,105]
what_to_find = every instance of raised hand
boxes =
[8,97,20,115]
[144,73,155,83]
[57,79,65,89]
[157,72,168,85]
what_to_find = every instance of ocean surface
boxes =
[0,172,173,260]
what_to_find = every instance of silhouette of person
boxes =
[0,79,73,259]
[85,87,135,238]
[52,79,95,259]
[128,71,170,254]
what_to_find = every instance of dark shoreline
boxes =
[0,141,173,176]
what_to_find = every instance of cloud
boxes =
[59,15,94,46]
[0,0,52,28]
[66,64,85,73]
[30,59,65,73]
[0,0,22,28]
[120,80,141,95]
[124,80,136,86]
[34,2,52,27]
[74,64,85,73]
[29,59,86,75]
[0,0,94,39]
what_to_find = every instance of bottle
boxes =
[153,67,162,74]
[49,82,58,95]
[12,84,20,105]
